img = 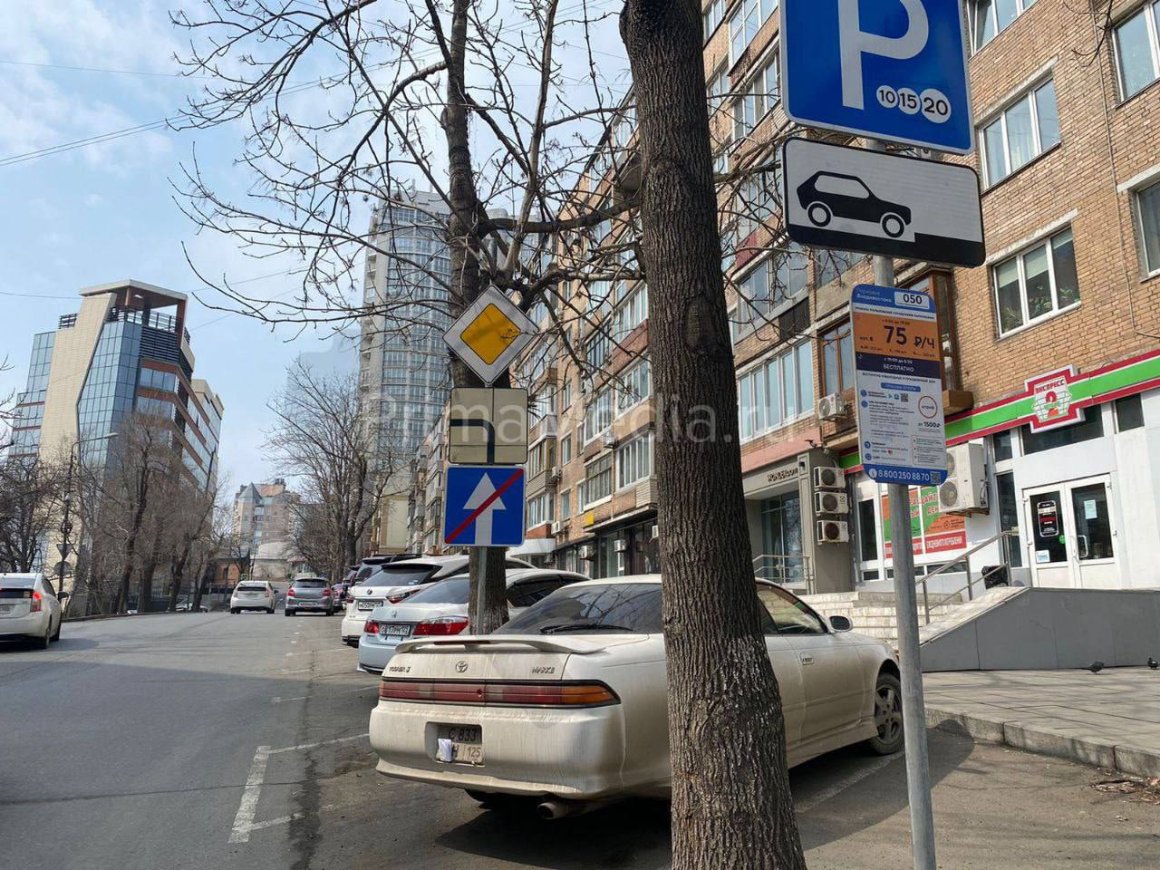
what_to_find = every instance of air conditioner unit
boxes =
[548,466,562,484]
[551,520,564,535]
[602,432,617,448]
[813,466,843,490]
[814,491,849,515]
[816,392,848,421]
[579,544,595,560]
[939,442,989,513]
[816,519,850,544]
[614,537,629,553]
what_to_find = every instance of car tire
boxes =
[267,608,275,614]
[230,608,238,614]
[881,213,905,238]
[867,671,904,755]
[285,609,295,617]
[35,625,51,650]
[807,202,832,227]
[51,619,61,642]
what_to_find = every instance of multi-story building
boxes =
[359,192,453,555]
[406,1,1160,590]
[232,478,298,553]
[8,280,223,489]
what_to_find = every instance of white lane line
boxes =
[266,732,369,755]
[228,745,271,844]
[794,754,898,814]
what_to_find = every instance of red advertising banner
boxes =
[882,487,966,558]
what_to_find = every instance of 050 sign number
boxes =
[876,85,951,125]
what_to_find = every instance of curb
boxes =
[63,610,215,623]
[926,707,1160,779]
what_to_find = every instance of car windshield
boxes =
[402,576,471,605]
[368,565,435,587]
[497,584,662,635]
[294,579,325,588]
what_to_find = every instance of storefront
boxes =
[845,353,1160,592]
[555,513,659,578]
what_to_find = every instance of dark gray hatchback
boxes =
[285,577,336,617]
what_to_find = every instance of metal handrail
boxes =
[917,529,1020,625]
[752,553,814,595]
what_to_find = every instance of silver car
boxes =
[0,573,67,649]
[285,577,337,616]
[357,569,589,674]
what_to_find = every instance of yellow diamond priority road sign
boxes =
[444,287,537,385]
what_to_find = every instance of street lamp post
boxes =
[58,432,117,615]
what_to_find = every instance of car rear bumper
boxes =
[341,612,366,639]
[357,636,402,673]
[369,698,630,799]
[0,611,50,638]
[286,599,332,611]
[231,597,274,609]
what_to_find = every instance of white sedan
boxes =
[0,573,67,649]
[368,576,903,812]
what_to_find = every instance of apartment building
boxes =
[407,0,1160,589]
[232,478,298,553]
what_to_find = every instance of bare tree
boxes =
[0,457,64,574]
[266,361,389,582]
[289,500,341,582]
[174,1,805,863]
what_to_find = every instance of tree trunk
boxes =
[168,541,191,612]
[116,465,151,613]
[620,2,806,867]
[444,0,508,633]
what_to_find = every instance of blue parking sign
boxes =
[782,0,973,154]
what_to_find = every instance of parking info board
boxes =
[851,285,948,487]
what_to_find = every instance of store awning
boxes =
[508,538,557,557]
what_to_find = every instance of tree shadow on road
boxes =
[434,797,672,869]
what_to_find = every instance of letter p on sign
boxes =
[838,0,929,110]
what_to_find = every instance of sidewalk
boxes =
[922,668,1160,778]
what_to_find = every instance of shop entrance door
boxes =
[1023,477,1118,588]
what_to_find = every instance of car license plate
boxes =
[381,623,412,639]
[356,599,381,611]
[435,725,483,765]
[0,604,11,614]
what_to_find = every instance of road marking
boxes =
[267,732,369,755]
[228,746,271,844]
[794,754,898,814]
[283,648,353,657]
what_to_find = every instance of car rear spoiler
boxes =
[394,636,609,655]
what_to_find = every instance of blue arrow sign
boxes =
[782,0,973,153]
[443,466,526,548]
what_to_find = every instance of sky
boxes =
[0,0,627,491]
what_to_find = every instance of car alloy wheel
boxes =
[807,202,832,227]
[881,213,905,238]
[868,672,904,754]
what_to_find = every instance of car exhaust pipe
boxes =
[535,798,614,820]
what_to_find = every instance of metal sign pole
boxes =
[869,139,937,870]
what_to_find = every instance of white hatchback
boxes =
[369,576,903,812]
[229,581,276,614]
[0,573,67,649]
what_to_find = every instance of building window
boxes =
[1134,179,1160,275]
[562,379,573,410]
[732,51,779,141]
[1021,409,1104,455]
[732,242,809,341]
[708,62,730,110]
[815,249,860,288]
[995,471,1023,568]
[857,499,878,562]
[993,429,1015,462]
[617,360,652,413]
[820,321,855,394]
[1115,2,1160,99]
[616,434,653,489]
[729,0,778,66]
[1115,394,1145,431]
[979,79,1059,187]
[614,286,649,338]
[527,492,554,527]
[585,330,610,370]
[969,0,1037,52]
[583,387,613,443]
[992,227,1079,335]
[703,0,725,42]
[559,489,571,520]
[736,163,781,241]
[561,434,573,464]
[583,454,614,506]
[737,341,814,440]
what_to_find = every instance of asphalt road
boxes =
[1,612,1157,870]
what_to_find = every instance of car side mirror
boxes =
[829,614,853,633]
[58,591,70,602]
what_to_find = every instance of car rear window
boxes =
[0,577,36,590]
[497,584,662,635]
[295,579,326,588]
[369,566,436,586]
[403,576,471,605]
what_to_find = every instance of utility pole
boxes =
[868,138,937,870]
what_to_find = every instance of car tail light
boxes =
[364,620,379,635]
[287,587,296,597]
[30,591,43,613]
[386,590,416,604]
[378,680,619,708]
[322,588,332,597]
[412,616,470,636]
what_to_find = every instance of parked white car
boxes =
[0,573,67,649]
[357,569,590,674]
[368,576,903,814]
[229,581,276,614]
[340,555,534,646]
